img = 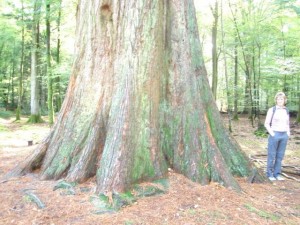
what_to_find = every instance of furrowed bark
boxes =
[96,0,168,193]
[40,0,116,181]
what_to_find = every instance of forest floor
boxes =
[0,113,299,225]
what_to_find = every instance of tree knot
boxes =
[100,4,112,21]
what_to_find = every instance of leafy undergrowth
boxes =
[0,114,299,225]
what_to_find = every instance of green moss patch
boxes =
[91,179,169,214]
[91,192,136,214]
[244,203,280,221]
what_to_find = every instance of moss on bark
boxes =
[28,114,43,123]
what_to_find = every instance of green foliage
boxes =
[0,110,14,119]
[254,124,268,138]
[0,0,74,119]
[196,0,300,115]
[0,0,299,119]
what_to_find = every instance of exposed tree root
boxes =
[2,136,50,180]
[249,154,300,182]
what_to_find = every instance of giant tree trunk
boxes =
[8,0,264,193]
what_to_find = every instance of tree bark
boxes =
[8,0,264,194]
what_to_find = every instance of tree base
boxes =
[28,114,44,123]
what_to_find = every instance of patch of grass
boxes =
[20,124,36,130]
[0,110,14,119]
[187,209,197,215]
[0,124,8,131]
[197,209,228,221]
[254,124,268,138]
[244,203,280,221]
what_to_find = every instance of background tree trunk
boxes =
[29,0,42,123]
[220,0,232,132]
[54,0,63,112]
[211,1,219,100]
[16,0,25,121]
[233,38,239,120]
[229,2,254,125]
[8,0,264,194]
[46,0,54,124]
[10,46,16,109]
[296,96,300,123]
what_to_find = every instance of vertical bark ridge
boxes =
[203,113,241,190]
[163,0,251,190]
[39,0,115,180]
[96,0,167,193]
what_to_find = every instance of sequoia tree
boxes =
[7,0,264,194]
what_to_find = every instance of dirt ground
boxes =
[0,115,299,225]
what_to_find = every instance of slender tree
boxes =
[296,98,300,123]
[7,0,264,195]
[16,0,25,121]
[10,44,16,109]
[54,0,63,112]
[220,0,232,132]
[211,0,219,100]
[229,1,254,125]
[233,36,239,120]
[28,0,43,123]
[46,0,54,124]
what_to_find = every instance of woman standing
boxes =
[264,92,290,181]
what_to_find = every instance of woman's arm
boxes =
[264,108,274,136]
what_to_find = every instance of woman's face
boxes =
[276,96,285,107]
